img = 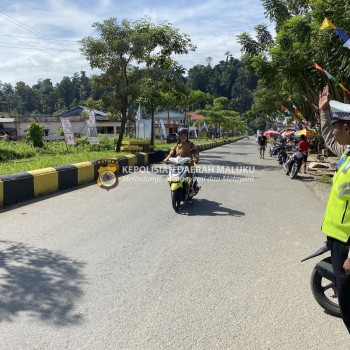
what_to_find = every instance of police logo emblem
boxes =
[96,159,119,191]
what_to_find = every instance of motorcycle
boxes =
[284,148,303,179]
[301,244,341,317]
[277,144,288,165]
[166,156,199,212]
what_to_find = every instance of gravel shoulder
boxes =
[303,174,332,204]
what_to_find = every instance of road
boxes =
[0,138,348,350]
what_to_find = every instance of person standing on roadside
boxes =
[297,134,310,174]
[319,84,350,334]
[257,131,267,159]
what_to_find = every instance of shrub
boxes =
[26,122,44,148]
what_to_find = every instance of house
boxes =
[153,110,185,136]
[14,106,121,141]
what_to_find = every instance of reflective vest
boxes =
[322,149,350,242]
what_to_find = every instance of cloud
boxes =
[0,0,271,86]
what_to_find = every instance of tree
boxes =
[80,17,195,150]
[197,97,247,137]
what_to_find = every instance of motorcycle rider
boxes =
[163,127,199,196]
[319,84,350,334]
[285,134,310,175]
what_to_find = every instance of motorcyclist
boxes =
[163,127,199,195]
[285,134,310,175]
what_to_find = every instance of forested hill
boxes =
[0,57,257,117]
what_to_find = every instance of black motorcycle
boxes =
[277,145,288,165]
[301,244,341,317]
[284,148,303,179]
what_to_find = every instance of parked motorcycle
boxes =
[284,148,303,179]
[269,143,279,157]
[277,145,288,165]
[166,156,199,212]
[301,244,341,317]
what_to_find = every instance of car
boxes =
[167,133,178,143]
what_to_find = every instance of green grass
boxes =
[316,174,333,184]
[0,137,241,176]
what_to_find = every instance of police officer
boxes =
[319,85,350,334]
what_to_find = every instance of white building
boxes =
[12,106,122,141]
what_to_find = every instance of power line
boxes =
[0,11,72,51]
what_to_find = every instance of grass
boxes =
[316,174,333,184]
[0,137,240,176]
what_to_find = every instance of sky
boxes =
[0,0,273,87]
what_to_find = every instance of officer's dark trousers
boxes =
[328,237,350,334]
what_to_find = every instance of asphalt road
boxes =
[0,138,348,350]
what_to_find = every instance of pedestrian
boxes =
[297,134,310,173]
[319,84,350,334]
[257,130,267,159]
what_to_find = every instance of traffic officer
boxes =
[319,85,350,334]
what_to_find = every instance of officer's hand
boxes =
[343,258,350,275]
[319,85,330,111]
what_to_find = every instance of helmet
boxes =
[178,127,189,134]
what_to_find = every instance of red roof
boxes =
[186,112,206,121]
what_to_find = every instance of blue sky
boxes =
[0,0,272,86]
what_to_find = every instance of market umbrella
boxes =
[295,129,313,138]
[263,129,280,137]
[281,129,296,138]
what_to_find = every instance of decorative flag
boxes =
[281,105,291,115]
[288,99,305,120]
[320,18,336,30]
[302,95,319,112]
[320,18,350,49]
[313,62,350,95]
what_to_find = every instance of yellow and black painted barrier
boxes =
[0,140,233,208]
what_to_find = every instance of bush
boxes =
[26,122,44,148]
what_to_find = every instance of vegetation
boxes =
[236,0,350,128]
[316,174,333,184]
[0,137,242,176]
[26,122,44,148]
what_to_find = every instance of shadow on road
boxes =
[179,199,245,217]
[0,240,86,325]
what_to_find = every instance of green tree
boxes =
[80,17,195,150]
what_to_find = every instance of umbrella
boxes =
[294,129,313,138]
[263,129,280,137]
[280,129,296,138]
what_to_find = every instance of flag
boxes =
[281,105,291,115]
[320,18,336,30]
[289,99,305,120]
[313,62,350,95]
[313,62,333,79]
[320,18,350,50]
[302,95,319,112]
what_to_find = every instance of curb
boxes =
[0,140,234,208]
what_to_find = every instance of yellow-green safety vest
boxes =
[322,149,350,242]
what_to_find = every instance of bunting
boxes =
[281,105,291,116]
[313,62,350,95]
[302,95,319,112]
[320,18,350,49]
[288,99,305,120]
